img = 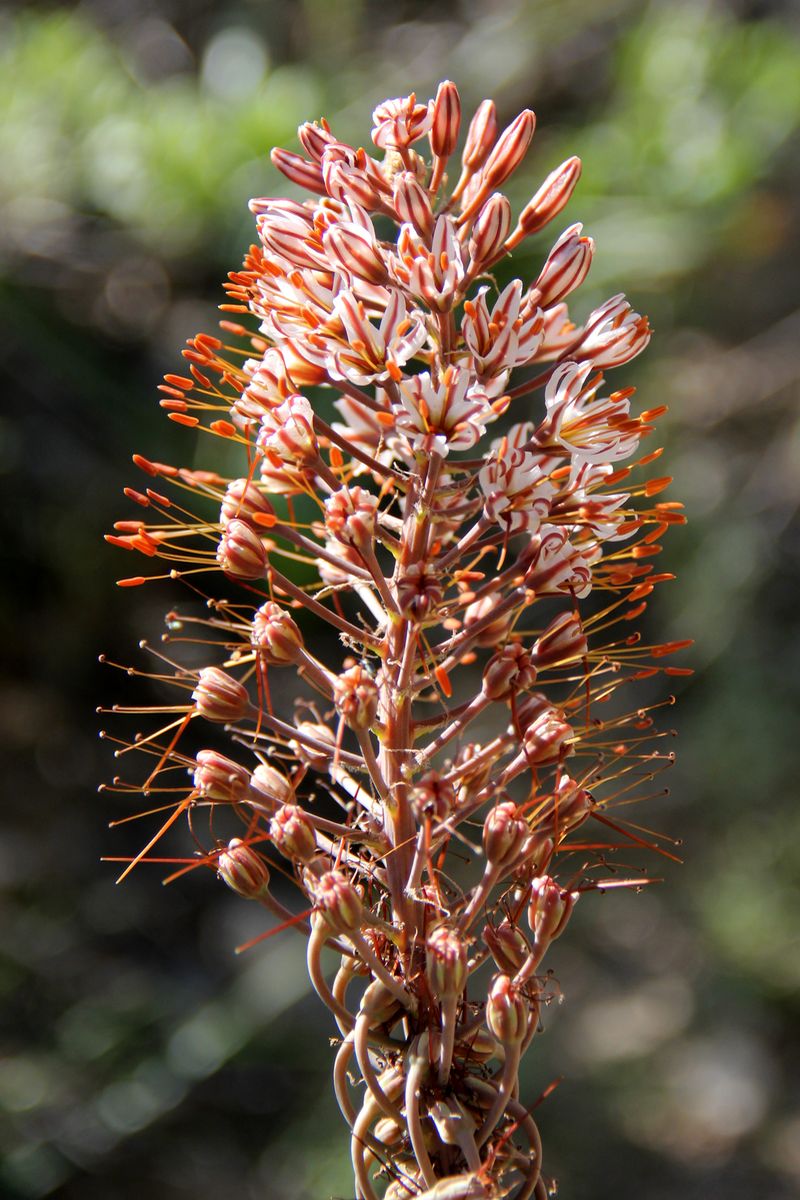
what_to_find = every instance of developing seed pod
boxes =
[290,720,337,772]
[270,803,317,863]
[483,801,529,870]
[462,593,514,647]
[313,870,363,934]
[217,838,270,899]
[532,610,588,669]
[217,518,267,579]
[333,664,378,731]
[249,762,296,810]
[192,667,250,723]
[426,924,468,1000]
[486,973,528,1045]
[528,875,575,943]
[410,770,455,822]
[397,562,444,621]
[483,919,531,974]
[252,601,304,664]
[193,750,252,804]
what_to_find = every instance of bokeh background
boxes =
[3,0,800,1197]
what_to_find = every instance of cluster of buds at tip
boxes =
[105,77,685,1200]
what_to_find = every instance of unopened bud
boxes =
[468,193,511,269]
[462,99,498,171]
[217,519,267,579]
[531,221,593,308]
[486,974,528,1044]
[430,80,461,159]
[426,924,468,999]
[323,224,389,286]
[481,109,535,190]
[270,147,326,193]
[270,803,317,862]
[220,479,275,527]
[333,664,378,731]
[463,593,514,647]
[482,641,537,700]
[483,801,529,870]
[528,875,575,943]
[217,838,270,899]
[393,171,434,238]
[511,156,582,244]
[193,667,250,723]
[314,870,363,934]
[193,750,251,804]
[532,611,588,669]
[252,601,304,664]
[483,920,530,974]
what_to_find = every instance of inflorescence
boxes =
[100,82,690,1200]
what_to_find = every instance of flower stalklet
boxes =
[101,81,690,1199]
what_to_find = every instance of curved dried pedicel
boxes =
[105,79,688,1200]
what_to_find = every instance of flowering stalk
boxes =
[101,82,690,1199]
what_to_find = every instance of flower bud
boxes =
[532,611,588,669]
[483,920,530,974]
[481,109,535,190]
[217,838,270,899]
[324,486,378,550]
[528,875,575,943]
[192,667,250,723]
[314,870,363,934]
[512,156,582,243]
[220,479,275,527]
[270,803,317,862]
[486,974,528,1044]
[426,924,468,999]
[193,750,251,804]
[483,801,529,870]
[217,519,267,579]
[468,193,511,269]
[250,762,296,810]
[393,171,434,239]
[532,221,594,308]
[269,146,326,194]
[430,80,461,159]
[482,641,537,700]
[397,562,443,621]
[323,224,389,286]
[252,601,304,664]
[462,99,498,171]
[333,664,378,732]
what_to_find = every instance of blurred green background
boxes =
[2,0,800,1197]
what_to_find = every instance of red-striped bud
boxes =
[430,80,461,159]
[252,601,303,664]
[270,803,317,862]
[468,193,511,269]
[486,974,528,1044]
[269,147,326,194]
[531,221,593,308]
[510,156,582,245]
[192,667,250,723]
[323,224,389,286]
[217,838,270,899]
[393,171,434,238]
[462,99,498,171]
[481,110,535,190]
[426,924,468,999]
[217,519,267,579]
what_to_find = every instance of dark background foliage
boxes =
[2,1,800,1197]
